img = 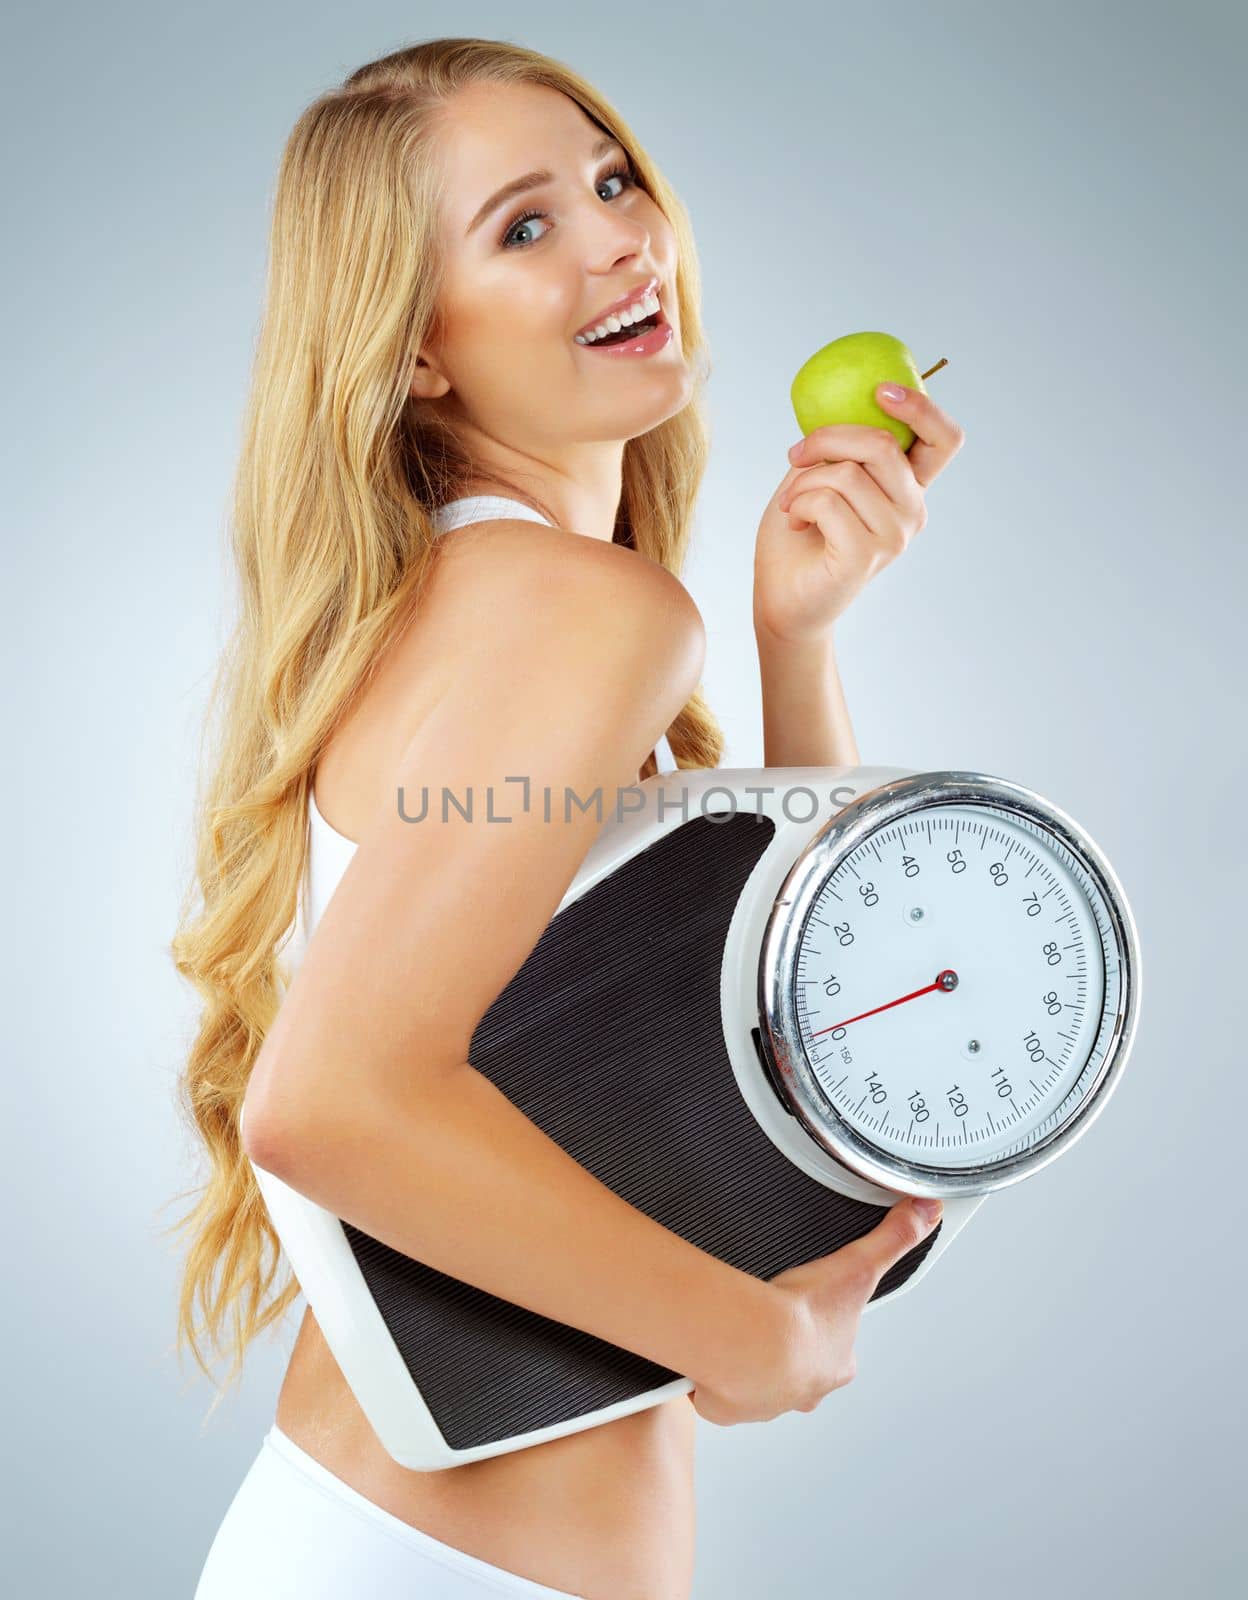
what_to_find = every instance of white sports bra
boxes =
[282,495,678,957]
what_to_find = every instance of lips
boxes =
[573,275,660,340]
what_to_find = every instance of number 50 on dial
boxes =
[759,772,1141,1198]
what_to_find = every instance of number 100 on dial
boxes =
[761,773,1140,1197]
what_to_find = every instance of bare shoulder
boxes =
[314,518,703,842]
[434,517,702,612]
[420,517,705,678]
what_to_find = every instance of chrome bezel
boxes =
[758,771,1141,1198]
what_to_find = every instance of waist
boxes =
[277,1321,697,1598]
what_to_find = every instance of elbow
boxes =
[240,1049,470,1183]
[239,1043,315,1179]
[239,1093,298,1179]
[240,1097,344,1188]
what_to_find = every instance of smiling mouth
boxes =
[582,312,662,346]
[574,288,667,346]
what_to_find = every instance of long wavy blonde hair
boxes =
[163,35,725,1420]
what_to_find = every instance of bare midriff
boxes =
[274,1306,697,1600]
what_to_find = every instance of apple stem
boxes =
[921,357,948,380]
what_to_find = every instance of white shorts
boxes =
[193,1423,586,1598]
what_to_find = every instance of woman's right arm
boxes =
[241,521,796,1402]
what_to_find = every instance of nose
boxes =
[580,196,650,273]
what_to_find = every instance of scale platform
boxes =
[247,764,1138,1469]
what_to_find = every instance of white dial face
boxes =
[792,803,1120,1171]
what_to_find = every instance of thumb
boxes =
[839,1196,943,1295]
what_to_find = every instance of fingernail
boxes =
[913,1196,943,1224]
[788,440,804,461]
[878,384,907,403]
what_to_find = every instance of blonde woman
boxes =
[173,36,963,1600]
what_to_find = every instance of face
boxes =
[411,80,690,478]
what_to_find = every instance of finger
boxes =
[874,383,966,488]
[779,460,918,553]
[788,424,917,506]
[785,487,882,564]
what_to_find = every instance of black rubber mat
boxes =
[344,810,941,1452]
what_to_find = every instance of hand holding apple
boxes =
[752,337,966,644]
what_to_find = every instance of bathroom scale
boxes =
[244,764,1141,1470]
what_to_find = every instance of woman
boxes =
[172,36,964,1600]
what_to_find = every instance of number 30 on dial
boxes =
[761,772,1140,1197]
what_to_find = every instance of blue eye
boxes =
[500,164,636,251]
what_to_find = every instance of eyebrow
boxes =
[465,135,624,238]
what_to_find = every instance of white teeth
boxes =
[575,289,661,344]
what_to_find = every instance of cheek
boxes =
[646,212,681,314]
[448,279,572,359]
[435,292,578,410]
[441,291,499,352]
[645,201,678,258]
[430,302,508,389]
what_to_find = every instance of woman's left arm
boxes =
[752,382,966,768]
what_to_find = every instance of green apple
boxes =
[791,331,927,452]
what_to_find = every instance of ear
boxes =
[409,348,452,401]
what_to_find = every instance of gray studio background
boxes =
[5,1,1244,1594]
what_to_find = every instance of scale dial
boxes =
[759,773,1140,1198]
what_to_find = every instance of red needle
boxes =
[813,969,959,1037]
